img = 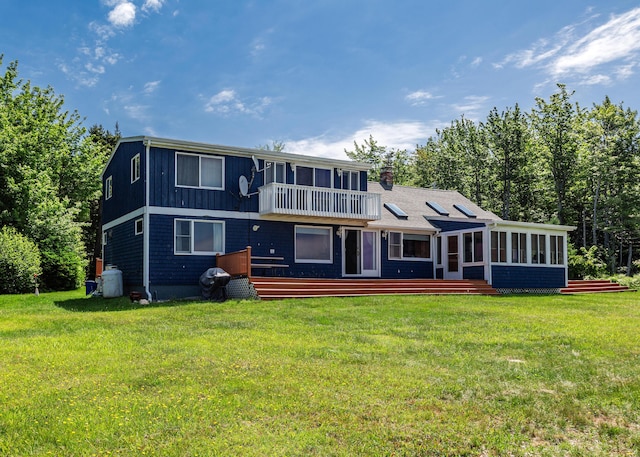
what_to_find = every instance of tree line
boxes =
[346,84,640,275]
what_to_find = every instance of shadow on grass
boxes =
[54,295,203,312]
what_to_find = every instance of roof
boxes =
[102,136,371,178]
[366,182,501,231]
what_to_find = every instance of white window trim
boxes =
[490,230,566,267]
[265,161,286,184]
[175,152,225,190]
[135,218,143,235]
[131,153,141,183]
[462,230,484,265]
[295,165,333,188]
[294,225,333,264]
[174,219,225,256]
[105,176,113,200]
[388,231,432,262]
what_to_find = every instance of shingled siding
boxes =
[148,146,260,213]
[463,265,485,280]
[102,141,146,223]
[102,217,143,291]
[491,265,566,289]
[147,214,343,287]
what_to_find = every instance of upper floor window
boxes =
[105,176,113,200]
[550,235,564,265]
[131,154,141,183]
[176,152,224,190]
[265,161,286,184]
[295,166,331,188]
[174,219,224,255]
[389,232,431,260]
[464,231,483,263]
[340,170,360,191]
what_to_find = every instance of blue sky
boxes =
[2,1,640,160]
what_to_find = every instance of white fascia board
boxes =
[490,220,576,232]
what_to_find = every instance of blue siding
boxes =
[102,218,143,290]
[149,147,260,213]
[463,265,485,280]
[147,215,343,286]
[103,141,146,223]
[379,238,434,278]
[491,265,566,289]
[428,219,486,232]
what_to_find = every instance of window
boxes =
[436,237,442,265]
[265,161,286,184]
[531,234,546,264]
[174,219,224,255]
[384,203,408,219]
[511,232,527,263]
[135,218,143,235]
[131,154,141,183]
[341,170,360,191]
[102,231,108,246]
[464,231,483,263]
[426,201,449,216]
[550,235,564,265]
[176,152,224,189]
[295,226,332,263]
[105,176,112,200]
[491,231,507,263]
[295,166,332,188]
[454,204,476,218]
[389,232,431,260]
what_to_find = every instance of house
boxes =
[101,136,574,300]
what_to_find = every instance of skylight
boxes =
[426,201,449,216]
[454,204,477,218]
[384,203,408,219]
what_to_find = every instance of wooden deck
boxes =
[561,279,633,294]
[250,277,499,300]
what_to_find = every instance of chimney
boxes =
[380,163,394,190]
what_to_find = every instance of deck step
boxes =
[250,278,498,300]
[561,280,633,294]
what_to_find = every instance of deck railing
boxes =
[216,246,252,279]
[259,183,381,220]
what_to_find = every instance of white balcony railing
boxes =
[259,183,381,220]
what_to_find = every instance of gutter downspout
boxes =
[143,139,152,302]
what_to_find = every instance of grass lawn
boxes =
[0,290,638,456]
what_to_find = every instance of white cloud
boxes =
[204,89,272,116]
[143,80,161,94]
[471,57,483,67]
[451,96,490,119]
[285,120,440,160]
[108,1,137,28]
[498,7,640,84]
[142,0,164,13]
[405,90,436,106]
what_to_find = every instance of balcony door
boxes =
[343,229,379,277]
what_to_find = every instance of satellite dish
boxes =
[252,156,261,172]
[239,175,249,197]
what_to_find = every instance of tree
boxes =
[530,84,581,225]
[345,135,416,185]
[0,56,95,290]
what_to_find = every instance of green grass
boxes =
[1,290,639,456]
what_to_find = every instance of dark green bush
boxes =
[568,244,608,279]
[0,227,42,294]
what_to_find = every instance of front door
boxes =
[444,234,462,279]
[344,229,379,277]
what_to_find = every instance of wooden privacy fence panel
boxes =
[216,246,252,279]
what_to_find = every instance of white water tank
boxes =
[102,268,123,298]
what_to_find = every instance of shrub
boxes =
[0,227,41,294]
[568,244,608,279]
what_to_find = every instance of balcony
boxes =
[259,183,381,221]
